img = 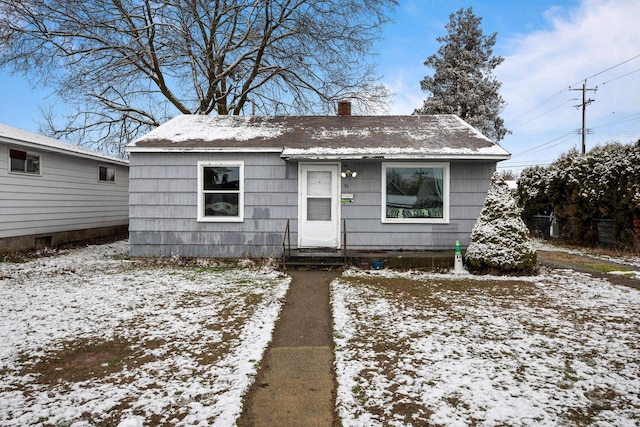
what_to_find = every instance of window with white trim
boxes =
[382,162,450,223]
[99,165,116,182]
[197,161,244,222]
[9,148,40,175]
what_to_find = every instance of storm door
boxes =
[298,163,340,248]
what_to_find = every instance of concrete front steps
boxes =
[281,248,456,271]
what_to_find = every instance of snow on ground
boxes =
[0,240,290,427]
[609,270,640,280]
[534,239,640,268]
[332,268,640,426]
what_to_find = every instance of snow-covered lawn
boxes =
[0,240,290,427]
[332,268,640,426]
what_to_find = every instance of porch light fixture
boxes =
[341,169,357,178]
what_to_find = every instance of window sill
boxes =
[197,217,244,223]
[381,218,450,224]
[8,170,41,177]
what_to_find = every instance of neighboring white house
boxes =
[0,123,129,253]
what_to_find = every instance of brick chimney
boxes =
[338,100,351,117]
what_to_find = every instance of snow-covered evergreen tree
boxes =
[466,172,537,273]
[414,7,508,142]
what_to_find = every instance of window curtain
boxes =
[433,168,444,199]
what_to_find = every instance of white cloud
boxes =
[381,70,424,115]
[380,0,640,170]
[496,0,640,168]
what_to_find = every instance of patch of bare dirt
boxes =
[21,337,161,385]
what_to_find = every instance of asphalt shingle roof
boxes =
[128,114,510,160]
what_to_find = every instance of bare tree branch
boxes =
[0,0,396,156]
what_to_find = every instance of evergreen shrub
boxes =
[466,172,537,274]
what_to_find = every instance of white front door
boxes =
[298,163,340,248]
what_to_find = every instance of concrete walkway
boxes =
[238,270,341,427]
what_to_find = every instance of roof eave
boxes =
[280,153,511,161]
[126,146,282,153]
[1,136,129,166]
[127,146,511,161]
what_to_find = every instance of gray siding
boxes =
[129,152,297,258]
[129,152,496,258]
[340,160,494,250]
[0,142,129,240]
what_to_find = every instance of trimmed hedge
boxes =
[517,141,640,249]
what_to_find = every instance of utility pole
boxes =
[570,80,597,154]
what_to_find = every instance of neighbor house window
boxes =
[382,162,449,223]
[9,148,40,175]
[197,161,244,222]
[99,165,116,182]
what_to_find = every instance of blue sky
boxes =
[376,0,640,172]
[1,0,639,172]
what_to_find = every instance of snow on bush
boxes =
[518,141,640,248]
[517,165,551,223]
[466,172,537,273]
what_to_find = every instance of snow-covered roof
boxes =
[0,123,128,166]
[128,114,510,161]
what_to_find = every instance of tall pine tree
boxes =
[415,7,508,142]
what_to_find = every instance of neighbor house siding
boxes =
[0,141,129,251]
[339,160,494,250]
[129,152,297,258]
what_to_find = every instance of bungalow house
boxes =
[0,123,129,253]
[127,103,510,258]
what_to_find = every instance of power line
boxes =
[508,98,574,131]
[497,162,553,169]
[501,54,640,167]
[505,89,568,126]
[510,129,571,136]
[505,54,640,130]
[593,130,639,138]
[511,130,577,157]
[570,53,640,87]
[591,112,640,129]
[598,67,640,86]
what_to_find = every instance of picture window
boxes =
[382,162,450,223]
